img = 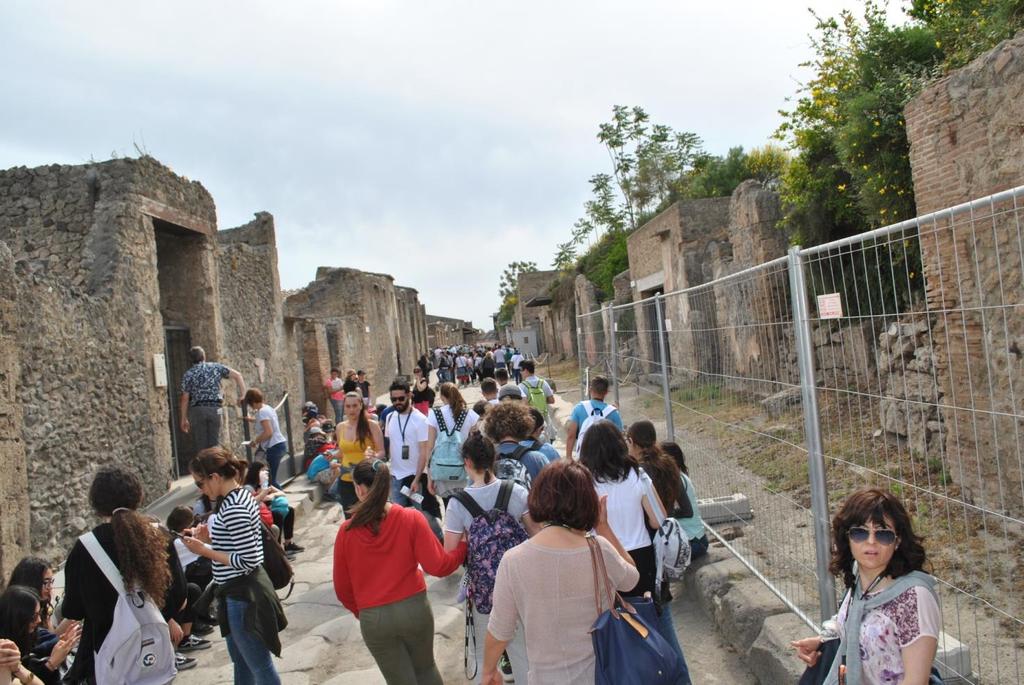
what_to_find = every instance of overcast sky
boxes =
[1,1,889,329]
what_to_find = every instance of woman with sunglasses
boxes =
[791,488,939,684]
[333,458,466,685]
[182,447,286,685]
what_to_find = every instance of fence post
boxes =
[787,246,837,622]
[607,303,620,408]
[576,319,586,400]
[653,294,675,440]
[241,402,253,462]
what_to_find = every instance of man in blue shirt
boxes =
[565,374,622,459]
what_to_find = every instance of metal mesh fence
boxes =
[575,185,1024,684]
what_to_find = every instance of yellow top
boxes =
[336,434,367,482]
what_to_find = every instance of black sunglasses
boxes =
[847,526,897,546]
[390,395,408,403]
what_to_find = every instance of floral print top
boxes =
[836,585,941,684]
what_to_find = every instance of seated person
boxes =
[7,558,76,658]
[243,461,304,555]
[0,585,80,685]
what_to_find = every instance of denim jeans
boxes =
[330,397,345,423]
[188,404,222,450]
[655,603,692,685]
[390,475,443,541]
[265,442,287,488]
[224,597,281,685]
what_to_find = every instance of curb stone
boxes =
[681,545,808,684]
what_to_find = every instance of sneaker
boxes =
[178,634,212,652]
[175,653,197,671]
[284,542,305,553]
[192,621,215,636]
[499,652,514,682]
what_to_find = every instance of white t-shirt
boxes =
[255,405,287,449]
[594,469,650,551]
[426,405,479,441]
[444,479,529,535]
[385,409,429,480]
[510,353,525,369]
[487,398,500,406]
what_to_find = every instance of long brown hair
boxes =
[628,421,681,510]
[347,459,391,534]
[342,392,373,447]
[438,382,467,417]
[89,466,172,608]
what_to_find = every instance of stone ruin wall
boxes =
[708,182,792,394]
[0,157,433,569]
[540,275,578,361]
[0,158,218,563]
[286,267,429,407]
[0,245,30,575]
[904,32,1024,514]
[217,213,304,447]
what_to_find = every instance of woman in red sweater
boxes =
[333,458,466,685]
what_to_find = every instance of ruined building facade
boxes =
[0,157,430,571]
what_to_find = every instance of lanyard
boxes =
[395,411,412,442]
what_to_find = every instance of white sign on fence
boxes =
[817,293,844,319]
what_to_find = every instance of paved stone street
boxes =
[176,379,755,683]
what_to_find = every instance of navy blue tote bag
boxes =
[587,534,685,685]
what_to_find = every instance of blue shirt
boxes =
[519,439,559,464]
[569,399,623,430]
[497,442,547,482]
[181,362,229,404]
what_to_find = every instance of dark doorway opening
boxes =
[165,326,194,477]
[642,289,671,373]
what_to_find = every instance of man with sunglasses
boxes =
[384,380,444,539]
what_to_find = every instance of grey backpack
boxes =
[80,532,177,685]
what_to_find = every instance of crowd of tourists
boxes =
[0,343,942,685]
[427,344,528,387]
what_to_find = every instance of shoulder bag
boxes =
[587,534,684,685]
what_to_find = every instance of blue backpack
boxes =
[430,408,468,482]
[452,480,528,614]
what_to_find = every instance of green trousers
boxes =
[359,591,443,685]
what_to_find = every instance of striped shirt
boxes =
[209,488,264,583]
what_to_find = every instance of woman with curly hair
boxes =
[334,391,385,514]
[61,466,186,684]
[791,487,939,684]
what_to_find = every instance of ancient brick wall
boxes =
[0,245,30,578]
[395,286,428,376]
[286,268,403,401]
[217,213,303,455]
[905,32,1024,513]
[0,158,218,561]
[709,181,790,389]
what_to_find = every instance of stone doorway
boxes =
[152,216,223,474]
[164,326,194,477]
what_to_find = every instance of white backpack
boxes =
[572,400,617,458]
[637,469,692,586]
[80,532,177,685]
